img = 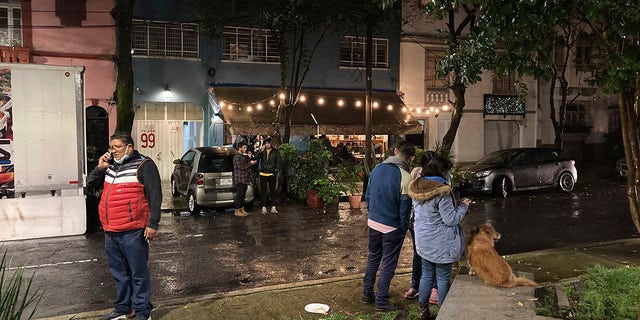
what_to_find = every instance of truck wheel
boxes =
[171,179,179,197]
[187,192,201,215]
[558,172,575,192]
[493,176,511,198]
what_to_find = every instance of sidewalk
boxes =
[39,238,640,320]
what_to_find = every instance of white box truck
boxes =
[0,63,86,241]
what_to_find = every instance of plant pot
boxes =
[306,190,324,208]
[348,195,362,209]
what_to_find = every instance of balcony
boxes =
[425,88,448,106]
[0,46,30,63]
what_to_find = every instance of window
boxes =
[425,51,447,89]
[493,71,516,94]
[339,36,389,69]
[564,104,592,132]
[0,0,21,46]
[222,26,279,63]
[132,19,199,59]
[574,33,592,71]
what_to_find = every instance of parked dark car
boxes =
[170,146,254,214]
[461,148,577,198]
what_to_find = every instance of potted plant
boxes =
[310,177,345,211]
[280,140,333,204]
[336,162,364,209]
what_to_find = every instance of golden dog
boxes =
[467,224,538,287]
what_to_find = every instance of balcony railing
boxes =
[483,94,525,116]
[425,88,448,106]
[0,46,30,63]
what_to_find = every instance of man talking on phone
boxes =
[87,132,162,320]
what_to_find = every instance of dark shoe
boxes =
[133,315,150,320]
[100,310,135,320]
[361,294,375,304]
[375,303,400,311]
[419,301,432,320]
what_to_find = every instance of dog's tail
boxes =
[513,275,539,287]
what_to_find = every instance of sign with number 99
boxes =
[140,133,155,148]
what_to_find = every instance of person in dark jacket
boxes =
[233,141,257,217]
[257,137,281,214]
[362,140,415,311]
[87,132,161,320]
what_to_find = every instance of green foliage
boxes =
[572,265,640,320]
[311,176,346,203]
[335,162,364,195]
[0,250,42,320]
[280,140,332,201]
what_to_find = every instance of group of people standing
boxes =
[362,141,471,320]
[232,136,282,217]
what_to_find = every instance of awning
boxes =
[211,86,422,136]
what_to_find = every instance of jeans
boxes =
[409,228,436,291]
[418,258,453,306]
[105,229,152,318]
[259,174,277,207]
[234,183,248,209]
[362,227,406,306]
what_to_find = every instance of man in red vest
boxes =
[88,132,161,320]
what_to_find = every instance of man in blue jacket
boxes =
[362,140,415,311]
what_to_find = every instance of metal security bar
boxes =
[339,36,389,69]
[0,1,22,47]
[132,19,199,59]
[222,26,279,63]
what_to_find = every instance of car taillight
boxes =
[196,173,204,185]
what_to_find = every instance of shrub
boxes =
[0,250,42,320]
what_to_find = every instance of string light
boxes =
[299,95,306,102]
[337,99,344,107]
[247,106,253,112]
[256,103,263,110]
[430,106,435,112]
[402,106,407,112]
[355,100,362,107]
[219,101,225,107]
[442,104,450,111]
[227,105,233,110]
[373,102,379,108]
[269,100,275,106]
[318,97,325,105]
[387,104,393,111]
[279,92,286,100]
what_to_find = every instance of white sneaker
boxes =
[261,206,267,214]
[271,206,278,214]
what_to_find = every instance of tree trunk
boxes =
[548,78,561,148]
[440,81,466,154]
[111,0,135,134]
[283,105,293,143]
[619,75,640,234]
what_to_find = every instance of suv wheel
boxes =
[493,176,511,198]
[558,172,575,192]
[187,192,201,215]
[171,179,179,197]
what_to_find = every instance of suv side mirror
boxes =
[173,159,181,165]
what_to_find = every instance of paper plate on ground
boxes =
[304,303,330,314]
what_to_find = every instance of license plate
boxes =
[219,178,232,186]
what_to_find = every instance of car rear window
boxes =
[198,153,234,172]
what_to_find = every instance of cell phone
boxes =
[108,152,115,164]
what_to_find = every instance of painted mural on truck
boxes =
[0,68,13,198]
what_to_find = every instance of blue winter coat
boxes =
[409,176,469,264]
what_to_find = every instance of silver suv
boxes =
[170,146,254,214]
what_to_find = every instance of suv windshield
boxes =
[198,153,234,172]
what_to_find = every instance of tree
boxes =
[111,0,135,134]
[421,1,497,154]
[578,0,640,233]
[189,0,335,144]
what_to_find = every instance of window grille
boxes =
[565,104,592,130]
[0,0,22,47]
[574,33,592,71]
[493,71,516,94]
[425,51,447,89]
[132,19,199,59]
[222,26,279,63]
[483,94,525,115]
[339,36,389,69]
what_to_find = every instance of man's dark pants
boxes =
[105,228,152,318]
[362,227,406,306]
[259,174,277,206]
[234,183,248,209]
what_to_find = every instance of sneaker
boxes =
[429,288,438,305]
[403,287,419,300]
[261,206,268,214]
[374,303,400,311]
[100,310,135,320]
[361,294,375,304]
[270,206,278,214]
[234,209,249,217]
[133,315,151,320]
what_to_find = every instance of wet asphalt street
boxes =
[2,164,637,319]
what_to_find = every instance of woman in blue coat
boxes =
[409,155,471,320]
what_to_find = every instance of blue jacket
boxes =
[409,176,469,264]
[365,156,412,231]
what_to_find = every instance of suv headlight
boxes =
[475,170,492,178]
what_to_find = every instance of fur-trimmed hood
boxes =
[408,178,451,202]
